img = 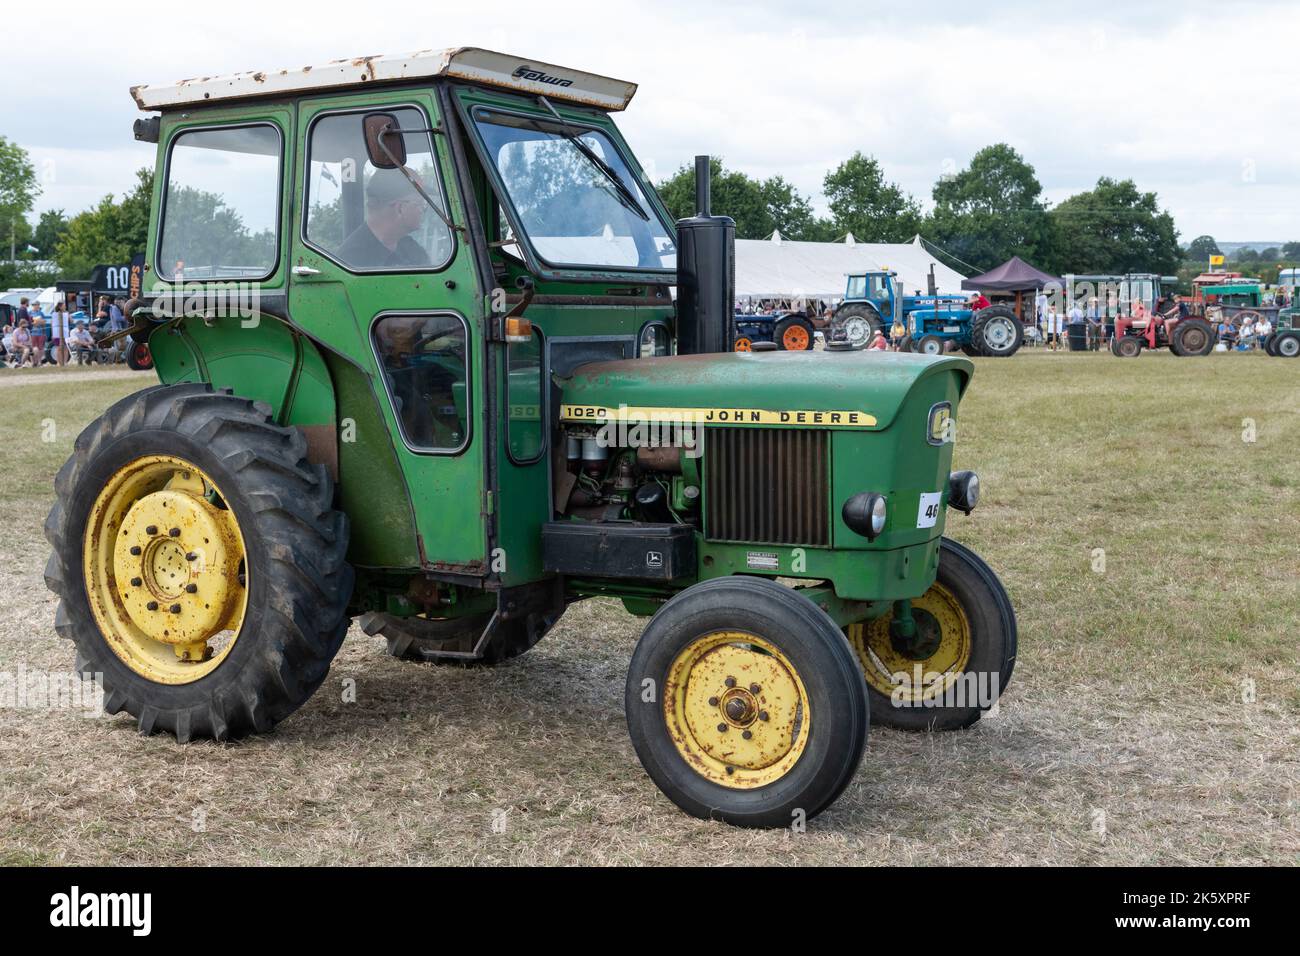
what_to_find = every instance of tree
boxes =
[31,209,69,258]
[1184,235,1221,261]
[1282,241,1300,259]
[0,136,39,253]
[822,152,922,243]
[926,144,1051,271]
[55,169,153,278]
[656,158,825,240]
[1049,177,1180,275]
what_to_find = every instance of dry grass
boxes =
[1,352,1297,866]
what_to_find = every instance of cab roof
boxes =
[130,47,637,113]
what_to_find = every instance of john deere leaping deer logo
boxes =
[512,65,574,88]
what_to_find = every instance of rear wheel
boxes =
[775,316,814,351]
[1112,334,1143,357]
[43,384,352,741]
[844,537,1015,731]
[626,577,868,828]
[970,306,1023,357]
[833,304,882,349]
[1276,332,1300,358]
[1171,318,1214,357]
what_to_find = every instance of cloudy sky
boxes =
[9,0,1299,244]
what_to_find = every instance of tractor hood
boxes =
[557,350,972,431]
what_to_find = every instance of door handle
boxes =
[292,264,321,277]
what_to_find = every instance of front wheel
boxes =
[775,316,814,351]
[1112,334,1143,357]
[626,577,868,828]
[844,537,1015,731]
[1276,332,1300,358]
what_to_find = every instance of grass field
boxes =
[1,353,1297,866]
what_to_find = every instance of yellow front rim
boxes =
[846,582,972,702]
[664,631,811,789]
[83,455,249,684]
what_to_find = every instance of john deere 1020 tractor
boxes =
[46,48,1015,827]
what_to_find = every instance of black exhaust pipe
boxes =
[675,155,735,355]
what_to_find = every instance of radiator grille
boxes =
[704,428,830,546]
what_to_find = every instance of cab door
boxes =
[288,89,489,573]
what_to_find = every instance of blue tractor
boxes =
[832,270,1023,357]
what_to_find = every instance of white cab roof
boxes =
[131,47,637,112]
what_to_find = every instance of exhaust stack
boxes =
[675,155,735,355]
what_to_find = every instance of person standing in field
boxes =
[1042,304,1062,351]
[49,301,72,366]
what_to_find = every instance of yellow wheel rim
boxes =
[734,337,753,352]
[846,582,971,702]
[664,631,811,789]
[82,455,248,684]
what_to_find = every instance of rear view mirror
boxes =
[363,113,406,169]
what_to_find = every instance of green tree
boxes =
[656,158,825,240]
[926,144,1051,271]
[31,209,69,258]
[55,169,153,277]
[1282,241,1300,259]
[0,136,40,253]
[1184,234,1221,261]
[1049,177,1180,274]
[822,152,922,243]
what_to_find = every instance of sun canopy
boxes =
[734,234,966,301]
[961,255,1061,292]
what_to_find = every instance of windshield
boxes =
[471,108,676,271]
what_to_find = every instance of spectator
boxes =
[867,329,889,351]
[890,314,906,348]
[1217,318,1235,346]
[1,324,13,364]
[69,320,95,365]
[1238,316,1257,349]
[1035,288,1048,328]
[29,314,48,365]
[15,297,30,330]
[11,320,34,367]
[1086,296,1103,349]
[1256,314,1273,342]
[1042,304,1063,351]
[49,301,72,366]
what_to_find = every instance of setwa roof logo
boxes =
[512,65,574,87]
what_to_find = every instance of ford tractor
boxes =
[833,271,1022,357]
[46,48,1015,828]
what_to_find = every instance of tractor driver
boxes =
[338,167,432,270]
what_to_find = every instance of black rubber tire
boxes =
[774,316,815,351]
[1112,335,1143,358]
[368,607,562,666]
[970,305,1023,357]
[1262,334,1278,356]
[896,334,913,352]
[959,344,981,357]
[125,338,153,371]
[832,303,883,349]
[1171,318,1214,357]
[43,384,353,742]
[1276,332,1300,358]
[625,576,868,828]
[916,334,945,355]
[853,537,1016,732]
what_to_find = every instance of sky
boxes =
[8,0,1299,246]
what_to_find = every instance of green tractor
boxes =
[46,48,1015,828]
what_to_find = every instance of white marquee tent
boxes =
[734,233,966,303]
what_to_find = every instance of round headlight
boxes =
[949,470,980,514]
[842,492,888,540]
[870,495,888,536]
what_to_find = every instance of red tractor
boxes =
[1111,301,1215,358]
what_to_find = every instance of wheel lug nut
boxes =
[185,552,198,562]
[742,730,753,740]
[750,683,761,694]
[170,604,182,614]
[186,583,198,594]
[708,696,719,707]
[145,525,158,535]
[169,527,181,537]
[717,723,728,733]
[146,601,158,611]
[130,546,142,556]
[130,577,142,587]
[725,766,734,775]
[759,711,769,722]
[724,677,736,688]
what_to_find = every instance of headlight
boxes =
[949,470,979,515]
[842,492,888,540]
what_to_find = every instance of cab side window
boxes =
[372,314,469,451]
[304,107,454,272]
